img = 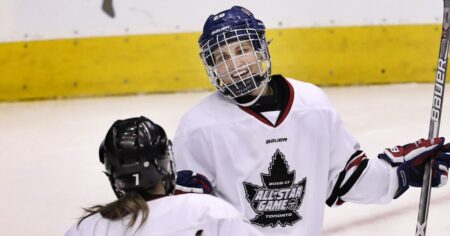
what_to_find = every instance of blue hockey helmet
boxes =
[199,6,272,106]
[199,6,266,50]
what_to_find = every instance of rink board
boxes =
[0,24,442,101]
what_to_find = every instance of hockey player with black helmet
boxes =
[173,6,450,236]
[65,116,262,236]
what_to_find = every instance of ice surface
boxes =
[0,83,448,235]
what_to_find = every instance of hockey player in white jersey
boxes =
[173,6,450,236]
[65,116,262,236]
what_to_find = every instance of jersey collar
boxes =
[240,75,294,128]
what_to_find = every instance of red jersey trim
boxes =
[240,77,294,128]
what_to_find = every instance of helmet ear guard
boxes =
[99,116,176,198]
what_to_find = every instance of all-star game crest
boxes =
[243,149,307,227]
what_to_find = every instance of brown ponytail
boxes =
[78,191,149,228]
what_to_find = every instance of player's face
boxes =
[213,40,262,86]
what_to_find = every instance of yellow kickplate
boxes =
[0,24,441,101]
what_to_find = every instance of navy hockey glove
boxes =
[174,170,213,194]
[378,137,449,199]
[430,143,450,187]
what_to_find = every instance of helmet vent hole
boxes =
[143,161,150,168]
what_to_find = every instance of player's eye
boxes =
[217,54,231,63]
[237,47,251,56]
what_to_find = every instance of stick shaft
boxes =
[415,1,450,235]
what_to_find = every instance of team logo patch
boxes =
[243,149,306,227]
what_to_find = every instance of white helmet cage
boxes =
[199,28,272,100]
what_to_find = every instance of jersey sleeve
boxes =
[325,110,398,206]
[173,125,217,187]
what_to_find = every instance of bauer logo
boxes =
[432,58,446,122]
[211,25,230,35]
[266,137,288,144]
[243,149,306,228]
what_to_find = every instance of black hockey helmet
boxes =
[99,116,176,198]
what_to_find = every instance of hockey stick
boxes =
[415,1,450,235]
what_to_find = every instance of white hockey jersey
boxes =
[65,193,261,236]
[173,77,399,236]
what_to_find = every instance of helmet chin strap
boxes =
[231,81,269,107]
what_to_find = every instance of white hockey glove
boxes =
[378,137,450,199]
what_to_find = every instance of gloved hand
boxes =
[175,170,213,194]
[378,137,450,199]
[429,143,450,187]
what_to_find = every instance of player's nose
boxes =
[232,54,247,69]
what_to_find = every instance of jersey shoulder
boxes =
[286,78,334,110]
[176,92,241,132]
[163,194,242,220]
[65,213,103,236]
